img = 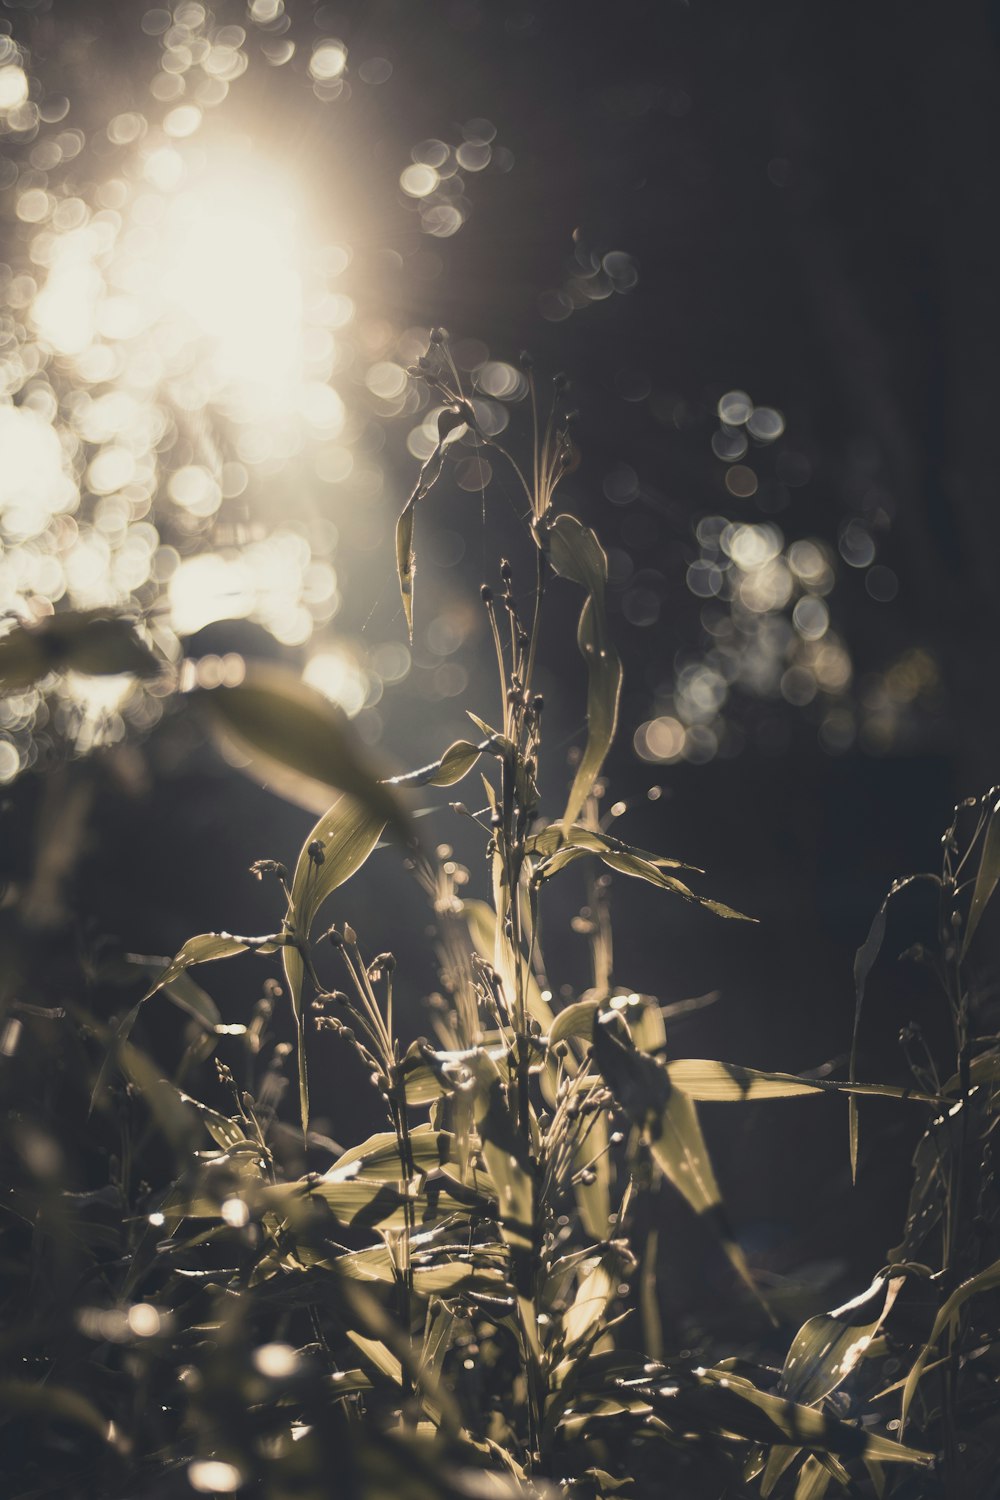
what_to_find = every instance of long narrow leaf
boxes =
[545,513,623,835]
[667,1059,939,1106]
[963,796,1000,956]
[901,1256,1000,1431]
[283,794,388,1135]
[849,903,886,1183]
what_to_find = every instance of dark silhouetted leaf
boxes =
[963,796,1000,956]
[667,1059,939,1105]
[463,898,554,1030]
[198,663,409,833]
[347,1332,403,1385]
[562,1242,634,1354]
[527,821,693,870]
[592,1015,761,1303]
[0,1380,115,1445]
[0,609,158,692]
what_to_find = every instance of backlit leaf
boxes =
[420,1298,459,1385]
[329,1125,452,1182]
[385,739,486,789]
[780,1273,903,1406]
[544,513,623,835]
[458,1050,534,1256]
[129,958,223,1032]
[176,1089,248,1151]
[591,1015,761,1303]
[393,417,462,640]
[666,1059,939,1106]
[140,933,252,1002]
[347,1332,403,1385]
[117,1038,200,1153]
[760,1445,800,1497]
[573,1109,612,1242]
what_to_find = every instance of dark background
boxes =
[9,0,1000,1333]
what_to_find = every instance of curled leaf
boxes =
[640,1367,932,1467]
[527,821,694,871]
[0,1380,117,1446]
[549,999,600,1047]
[395,500,416,641]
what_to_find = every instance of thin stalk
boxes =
[340,947,393,1070]
[528,368,540,514]
[522,547,547,705]
[484,438,535,514]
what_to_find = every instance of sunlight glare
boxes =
[159,157,305,414]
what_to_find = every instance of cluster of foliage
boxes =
[3,343,1000,1498]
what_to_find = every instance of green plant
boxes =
[3,339,961,1499]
